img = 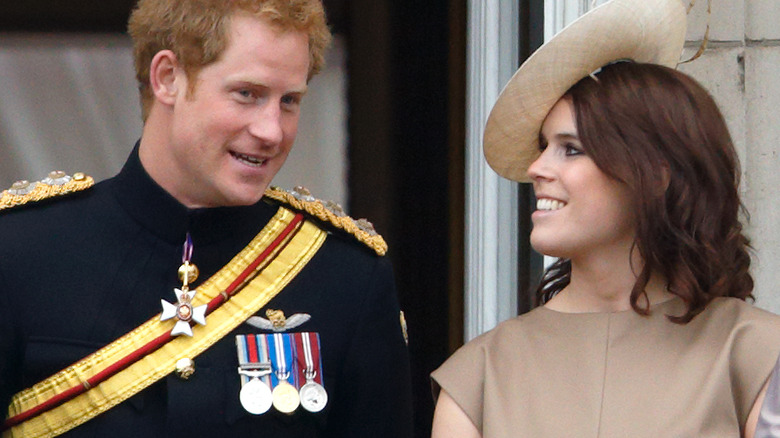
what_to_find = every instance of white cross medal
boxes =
[161,233,207,337]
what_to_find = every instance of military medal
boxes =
[272,381,299,414]
[240,377,273,415]
[299,381,327,413]
[236,334,273,415]
[295,332,328,413]
[160,234,207,337]
[270,333,300,414]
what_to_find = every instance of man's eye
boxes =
[281,95,301,106]
[233,89,257,102]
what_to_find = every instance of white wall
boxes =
[0,34,140,187]
[0,33,348,206]
[678,0,780,313]
[275,37,348,205]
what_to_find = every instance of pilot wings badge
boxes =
[247,309,311,332]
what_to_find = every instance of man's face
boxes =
[162,14,310,208]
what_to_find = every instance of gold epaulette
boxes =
[0,171,95,212]
[264,186,388,256]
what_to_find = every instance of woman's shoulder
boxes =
[660,297,780,350]
[696,297,780,374]
[702,297,780,329]
[430,308,553,423]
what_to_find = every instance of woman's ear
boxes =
[149,50,182,106]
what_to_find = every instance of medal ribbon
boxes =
[236,335,250,385]
[235,335,272,388]
[182,233,194,264]
[294,333,324,385]
[268,333,295,388]
[257,335,271,388]
[246,335,259,368]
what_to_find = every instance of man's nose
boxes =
[248,103,284,146]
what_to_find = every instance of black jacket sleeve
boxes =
[324,257,413,437]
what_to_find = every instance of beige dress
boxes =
[432,297,780,437]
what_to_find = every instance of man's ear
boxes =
[149,50,182,106]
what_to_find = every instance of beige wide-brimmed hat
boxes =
[483,0,687,183]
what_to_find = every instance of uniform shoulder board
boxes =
[264,186,388,256]
[0,171,95,212]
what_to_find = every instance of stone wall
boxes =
[679,0,780,312]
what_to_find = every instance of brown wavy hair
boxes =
[537,62,753,323]
[128,0,332,121]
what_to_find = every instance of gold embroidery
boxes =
[0,172,94,212]
[264,186,388,256]
[266,309,287,330]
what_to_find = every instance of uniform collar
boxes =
[109,142,277,246]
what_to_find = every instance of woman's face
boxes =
[527,98,636,262]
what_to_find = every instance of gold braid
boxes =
[264,186,388,256]
[1,172,95,212]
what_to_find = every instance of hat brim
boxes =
[483,0,687,183]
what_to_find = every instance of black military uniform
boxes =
[0,146,413,437]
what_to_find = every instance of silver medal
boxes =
[240,377,273,415]
[296,332,328,413]
[235,333,274,416]
[299,380,328,413]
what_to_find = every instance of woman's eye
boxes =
[564,143,583,156]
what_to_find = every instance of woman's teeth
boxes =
[537,198,565,211]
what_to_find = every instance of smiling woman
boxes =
[430,0,780,436]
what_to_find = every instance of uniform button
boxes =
[175,358,195,380]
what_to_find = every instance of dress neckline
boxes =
[536,295,683,317]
